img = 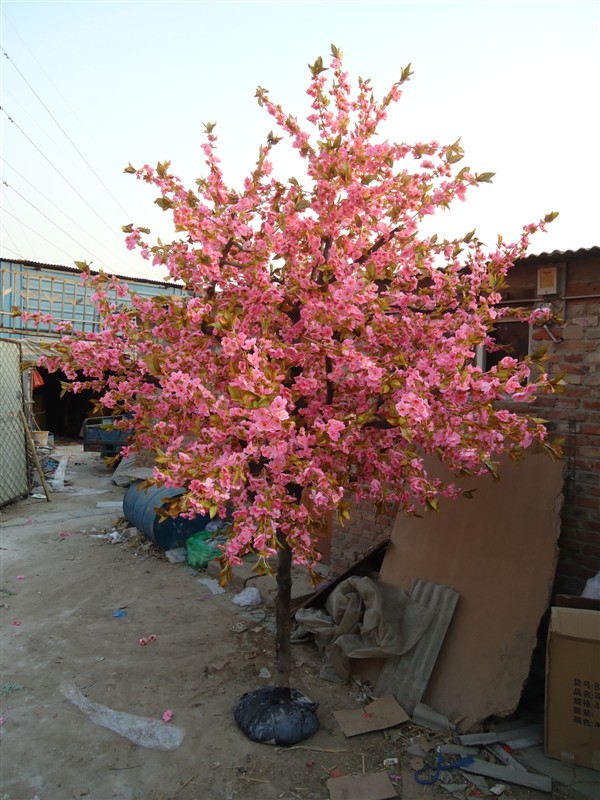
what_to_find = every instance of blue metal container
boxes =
[123,482,213,551]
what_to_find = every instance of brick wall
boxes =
[529,253,600,595]
[330,498,398,573]
[330,249,600,594]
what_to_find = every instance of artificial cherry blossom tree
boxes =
[35,47,561,689]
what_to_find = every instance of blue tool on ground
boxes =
[414,747,475,785]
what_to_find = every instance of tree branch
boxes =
[325,355,334,405]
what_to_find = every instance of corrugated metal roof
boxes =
[0,257,181,289]
[517,246,600,263]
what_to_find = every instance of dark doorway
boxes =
[33,368,101,440]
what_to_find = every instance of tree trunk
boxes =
[275,530,292,687]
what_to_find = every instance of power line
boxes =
[1,157,132,268]
[1,106,124,243]
[2,207,84,263]
[0,240,24,258]
[1,220,22,257]
[1,186,38,260]
[3,179,106,264]
[2,47,133,220]
[1,14,110,165]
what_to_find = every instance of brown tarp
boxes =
[296,576,433,680]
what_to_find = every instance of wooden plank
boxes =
[20,408,51,502]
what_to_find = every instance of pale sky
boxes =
[1,0,598,279]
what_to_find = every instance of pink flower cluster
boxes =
[37,48,559,575]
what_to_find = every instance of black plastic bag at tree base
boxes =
[234,686,320,746]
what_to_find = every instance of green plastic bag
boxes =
[186,530,222,569]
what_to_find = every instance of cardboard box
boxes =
[545,596,600,770]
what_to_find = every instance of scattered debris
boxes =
[0,684,24,696]
[327,770,396,800]
[334,694,409,737]
[197,577,225,595]
[50,456,69,492]
[232,587,262,607]
[231,622,248,634]
[414,748,475,785]
[113,610,126,618]
[412,702,456,734]
[60,682,185,750]
[164,547,187,564]
[461,758,552,792]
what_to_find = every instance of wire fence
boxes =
[0,338,29,505]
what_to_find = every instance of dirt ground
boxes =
[0,446,596,800]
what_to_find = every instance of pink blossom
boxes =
[33,48,557,580]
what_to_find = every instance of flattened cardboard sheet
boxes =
[379,453,563,729]
[327,771,397,800]
[334,694,409,736]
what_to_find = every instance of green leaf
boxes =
[544,211,559,223]
[400,63,413,82]
[123,163,136,174]
[309,56,326,77]
[425,497,440,512]
[476,172,496,183]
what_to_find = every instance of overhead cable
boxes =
[3,179,106,265]
[2,207,83,262]
[2,157,131,267]
[2,48,133,219]
[1,106,124,243]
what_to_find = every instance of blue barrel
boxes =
[123,482,213,551]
